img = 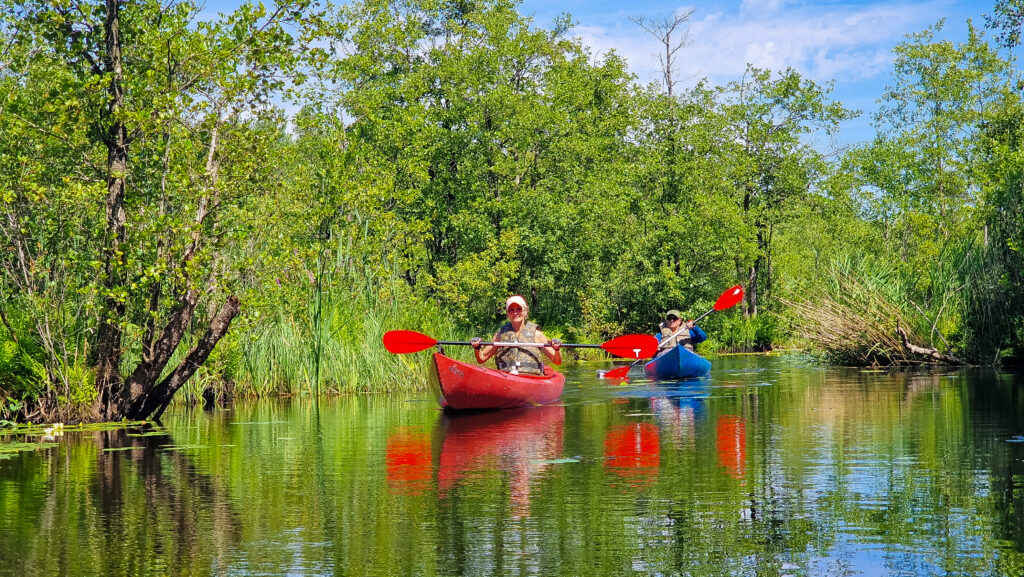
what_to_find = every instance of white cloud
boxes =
[739,0,795,17]
[569,1,953,90]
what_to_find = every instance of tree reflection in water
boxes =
[5,424,242,577]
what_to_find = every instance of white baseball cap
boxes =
[505,295,528,310]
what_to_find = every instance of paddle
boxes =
[599,284,745,380]
[383,330,659,359]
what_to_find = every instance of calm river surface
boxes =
[2,354,1024,576]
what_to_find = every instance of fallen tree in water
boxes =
[895,323,962,364]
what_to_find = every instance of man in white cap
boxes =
[470,295,561,374]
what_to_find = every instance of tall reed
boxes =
[783,255,960,366]
[221,216,460,398]
[960,233,1024,364]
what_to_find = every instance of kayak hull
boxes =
[429,352,565,410]
[644,344,711,379]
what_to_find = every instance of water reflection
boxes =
[715,415,746,480]
[436,406,564,517]
[0,424,240,577]
[385,427,432,496]
[2,359,1023,577]
[604,422,660,489]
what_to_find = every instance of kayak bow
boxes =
[429,352,565,410]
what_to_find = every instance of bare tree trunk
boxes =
[132,295,242,421]
[93,0,128,420]
[87,0,236,422]
[0,302,17,344]
[747,257,760,317]
[111,115,226,418]
[629,10,693,97]
[115,289,199,415]
[736,260,749,317]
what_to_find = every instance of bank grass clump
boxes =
[707,312,783,353]
[783,255,961,366]
[233,293,455,397]
[216,216,462,397]
[960,235,1024,364]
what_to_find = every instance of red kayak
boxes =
[428,352,565,410]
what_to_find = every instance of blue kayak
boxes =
[644,344,711,379]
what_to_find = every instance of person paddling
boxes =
[656,309,707,357]
[470,295,562,375]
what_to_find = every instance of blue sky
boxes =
[515,0,1000,147]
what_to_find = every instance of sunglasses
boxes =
[665,315,679,321]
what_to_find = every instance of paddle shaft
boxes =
[437,340,602,349]
[693,307,716,323]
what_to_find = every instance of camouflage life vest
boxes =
[494,321,546,375]
[659,322,694,352]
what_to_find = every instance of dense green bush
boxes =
[0,337,47,414]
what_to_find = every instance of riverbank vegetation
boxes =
[1,0,1022,422]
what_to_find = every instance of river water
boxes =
[2,354,1023,576]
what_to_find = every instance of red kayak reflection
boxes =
[437,405,565,517]
[716,415,747,479]
[385,427,433,496]
[604,422,661,488]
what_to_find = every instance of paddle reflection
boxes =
[437,406,565,516]
[604,422,661,488]
[716,415,747,479]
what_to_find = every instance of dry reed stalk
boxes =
[782,269,931,366]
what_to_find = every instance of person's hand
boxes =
[470,337,482,349]
[685,320,695,329]
[548,339,562,351]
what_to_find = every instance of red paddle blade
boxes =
[601,334,659,359]
[382,330,438,354]
[713,285,745,311]
[601,365,632,380]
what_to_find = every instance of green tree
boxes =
[712,66,855,315]
[0,0,314,420]
[843,20,1020,361]
[313,0,643,335]
[986,0,1024,48]
[853,21,1012,269]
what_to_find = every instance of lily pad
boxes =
[0,442,59,459]
[0,420,150,438]
[533,457,580,465]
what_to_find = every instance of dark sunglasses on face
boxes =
[665,315,679,322]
